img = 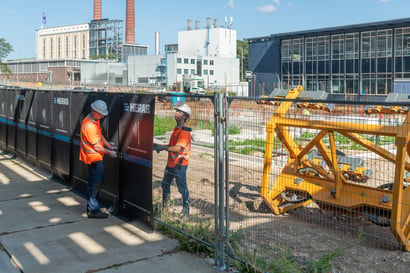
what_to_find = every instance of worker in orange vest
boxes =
[80,100,118,219]
[154,104,192,217]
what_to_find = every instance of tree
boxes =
[237,39,248,82]
[0,38,13,74]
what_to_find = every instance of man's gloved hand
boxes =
[153,143,164,153]
[108,150,118,158]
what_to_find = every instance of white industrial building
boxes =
[127,18,240,91]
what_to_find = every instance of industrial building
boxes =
[248,17,410,98]
[127,18,239,90]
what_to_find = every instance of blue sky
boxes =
[1,0,409,60]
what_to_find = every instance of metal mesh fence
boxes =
[152,92,410,272]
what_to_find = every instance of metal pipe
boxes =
[218,93,226,269]
[213,93,220,267]
[224,94,230,271]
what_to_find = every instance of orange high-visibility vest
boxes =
[79,115,104,164]
[167,125,191,168]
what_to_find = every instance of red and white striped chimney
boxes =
[94,0,102,20]
[125,0,135,44]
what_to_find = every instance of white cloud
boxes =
[226,0,235,9]
[377,0,392,2]
[256,4,277,13]
[273,0,281,5]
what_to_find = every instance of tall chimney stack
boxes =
[125,0,135,44]
[93,0,102,20]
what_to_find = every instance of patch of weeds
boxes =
[229,125,242,135]
[229,229,364,273]
[191,120,213,130]
[155,213,214,256]
[154,115,174,136]
[211,125,242,136]
[199,152,214,158]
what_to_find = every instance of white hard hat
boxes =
[175,104,191,118]
[91,100,108,116]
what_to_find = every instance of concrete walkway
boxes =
[0,152,218,273]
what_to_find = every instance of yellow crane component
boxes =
[261,86,410,251]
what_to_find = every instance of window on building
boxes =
[361,31,376,58]
[58,37,61,59]
[177,68,182,74]
[50,38,53,59]
[184,69,189,74]
[74,35,77,59]
[317,36,330,61]
[203,60,208,65]
[177,58,182,63]
[191,59,195,64]
[292,38,303,61]
[281,40,291,62]
[43,38,46,59]
[331,34,344,60]
[66,36,69,58]
[210,70,214,75]
[204,70,208,75]
[184,58,188,64]
[196,60,202,76]
[377,29,392,57]
[210,60,214,65]
[305,37,317,62]
[138,77,149,84]
[345,33,359,59]
[82,34,86,59]
[191,69,195,74]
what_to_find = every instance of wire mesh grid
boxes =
[152,94,410,272]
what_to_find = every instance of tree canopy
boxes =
[0,38,13,74]
[237,39,248,82]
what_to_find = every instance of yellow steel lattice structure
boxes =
[261,86,410,250]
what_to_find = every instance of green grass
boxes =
[299,131,395,151]
[211,124,242,136]
[154,116,174,136]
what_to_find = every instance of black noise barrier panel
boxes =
[0,88,155,228]
[6,88,18,153]
[16,89,34,159]
[0,89,8,150]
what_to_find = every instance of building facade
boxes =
[36,24,90,60]
[248,18,410,98]
[128,53,239,89]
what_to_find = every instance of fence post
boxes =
[213,93,227,270]
[224,94,232,271]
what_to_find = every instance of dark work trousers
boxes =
[87,160,104,212]
[161,165,190,209]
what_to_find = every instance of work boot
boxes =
[179,206,189,218]
[87,210,108,219]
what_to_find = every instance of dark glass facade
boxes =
[249,18,410,97]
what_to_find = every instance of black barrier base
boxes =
[119,160,153,229]
[52,139,71,178]
[16,125,26,159]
